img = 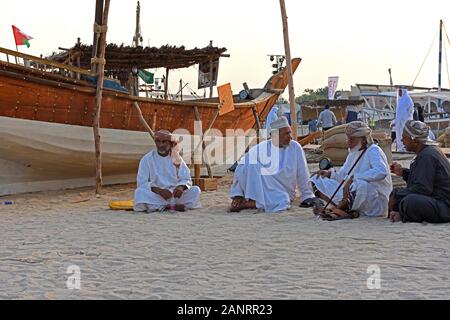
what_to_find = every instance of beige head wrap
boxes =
[345,121,374,145]
[403,120,435,145]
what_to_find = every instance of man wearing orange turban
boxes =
[134,130,201,212]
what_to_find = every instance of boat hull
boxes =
[0,63,278,135]
[0,117,256,196]
[0,53,301,195]
[0,116,156,195]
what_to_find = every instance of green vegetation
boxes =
[295,87,328,104]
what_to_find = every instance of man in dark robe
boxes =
[389,120,450,223]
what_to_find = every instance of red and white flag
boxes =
[12,25,33,48]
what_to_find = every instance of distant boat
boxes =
[355,84,450,129]
[355,20,450,128]
[0,46,301,195]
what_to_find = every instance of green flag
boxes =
[138,69,154,84]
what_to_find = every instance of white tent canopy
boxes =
[409,91,450,102]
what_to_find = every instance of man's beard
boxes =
[349,142,362,153]
[157,148,170,156]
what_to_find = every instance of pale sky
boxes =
[1,0,450,97]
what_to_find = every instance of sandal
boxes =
[322,211,359,221]
[318,208,360,221]
[230,197,245,212]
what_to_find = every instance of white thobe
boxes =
[134,150,201,212]
[230,140,315,213]
[310,144,393,217]
[395,89,414,152]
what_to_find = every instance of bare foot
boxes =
[313,201,337,215]
[390,211,401,223]
[243,200,257,210]
[331,207,348,217]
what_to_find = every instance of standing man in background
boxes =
[317,105,337,132]
[265,105,279,138]
[395,88,414,152]
[344,104,362,123]
[308,118,318,135]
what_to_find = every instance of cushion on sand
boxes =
[109,200,134,211]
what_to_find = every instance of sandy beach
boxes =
[1,0,450,303]
[1,161,450,300]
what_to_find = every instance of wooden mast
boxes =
[93,0,111,195]
[164,68,170,100]
[279,0,298,139]
[132,1,143,97]
[133,1,143,47]
[209,40,214,98]
[91,0,104,74]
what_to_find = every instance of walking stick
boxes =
[321,147,368,213]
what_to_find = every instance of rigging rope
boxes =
[186,83,201,99]
[444,22,450,46]
[443,22,450,88]
[444,37,450,88]
[412,30,438,86]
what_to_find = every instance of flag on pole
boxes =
[138,69,154,84]
[12,25,33,48]
[328,76,339,100]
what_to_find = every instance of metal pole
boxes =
[438,20,443,111]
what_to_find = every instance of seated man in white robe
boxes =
[229,117,316,213]
[310,121,393,219]
[134,130,201,213]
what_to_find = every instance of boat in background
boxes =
[0,47,300,195]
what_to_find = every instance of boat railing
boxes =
[0,46,96,79]
[425,112,450,121]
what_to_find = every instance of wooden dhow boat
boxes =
[0,46,301,195]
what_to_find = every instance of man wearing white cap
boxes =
[229,117,316,213]
[389,120,450,223]
[310,121,392,219]
[134,130,202,213]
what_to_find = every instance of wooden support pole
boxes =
[192,107,202,180]
[252,105,262,144]
[204,109,220,178]
[194,164,201,180]
[209,58,214,98]
[180,79,183,101]
[132,102,155,139]
[76,37,81,80]
[164,68,169,100]
[93,0,110,195]
[15,45,19,65]
[92,0,104,73]
[193,106,216,178]
[279,0,298,140]
[208,40,214,99]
